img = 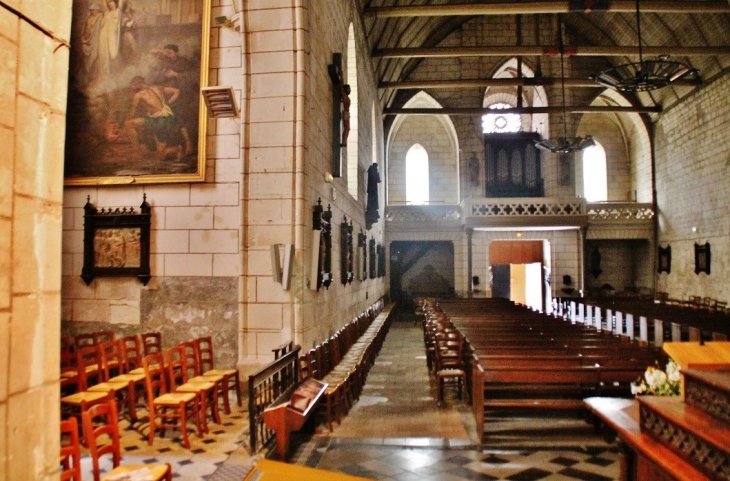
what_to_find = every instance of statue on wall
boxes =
[341,83,351,146]
[365,162,381,229]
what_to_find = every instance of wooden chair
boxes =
[164,345,219,431]
[61,336,75,367]
[90,339,140,423]
[195,336,242,414]
[92,330,115,345]
[74,332,96,349]
[61,336,78,394]
[434,334,466,404]
[142,353,203,448]
[181,341,226,412]
[60,417,82,481]
[81,399,172,481]
[120,334,143,373]
[306,349,343,432]
[61,347,109,431]
[141,332,163,356]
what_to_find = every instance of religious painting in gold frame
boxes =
[64,0,211,185]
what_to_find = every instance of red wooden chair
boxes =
[82,399,172,481]
[195,336,242,414]
[60,417,82,481]
[142,353,203,448]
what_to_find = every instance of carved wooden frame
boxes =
[658,245,671,274]
[340,216,354,285]
[695,242,710,275]
[81,195,151,285]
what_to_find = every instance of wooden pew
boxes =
[426,299,658,442]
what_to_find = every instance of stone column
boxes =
[1,2,72,478]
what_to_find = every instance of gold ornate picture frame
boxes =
[64,0,211,185]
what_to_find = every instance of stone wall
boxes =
[655,72,730,301]
[62,277,238,367]
[584,240,652,296]
[298,0,387,350]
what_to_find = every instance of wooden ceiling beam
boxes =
[383,106,662,115]
[373,46,730,59]
[363,2,730,19]
[379,78,701,89]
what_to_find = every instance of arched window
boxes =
[582,142,608,202]
[482,103,522,133]
[346,23,359,197]
[406,144,429,205]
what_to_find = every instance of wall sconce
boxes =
[324,172,334,183]
[201,86,239,118]
[213,0,242,32]
[691,226,698,233]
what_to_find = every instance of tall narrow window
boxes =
[406,144,429,205]
[582,142,608,202]
[346,23,359,197]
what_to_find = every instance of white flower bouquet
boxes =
[630,359,681,396]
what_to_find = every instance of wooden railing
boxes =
[248,345,300,452]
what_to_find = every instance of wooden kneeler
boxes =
[262,378,327,461]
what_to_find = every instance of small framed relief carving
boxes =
[81,195,152,285]
[658,245,671,274]
[695,242,711,275]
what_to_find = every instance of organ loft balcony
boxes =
[384,199,655,237]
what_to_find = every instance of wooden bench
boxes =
[472,359,644,442]
[423,299,659,442]
[262,378,327,461]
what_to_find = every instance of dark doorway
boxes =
[492,264,511,299]
[390,241,455,305]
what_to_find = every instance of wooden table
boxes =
[663,341,730,370]
[584,397,710,481]
[243,459,375,481]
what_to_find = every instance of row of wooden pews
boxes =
[554,295,730,346]
[424,298,665,443]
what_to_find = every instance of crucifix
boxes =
[328,52,349,178]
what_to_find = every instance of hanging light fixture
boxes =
[595,0,697,92]
[535,15,595,154]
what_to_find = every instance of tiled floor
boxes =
[81,308,620,480]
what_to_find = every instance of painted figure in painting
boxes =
[148,44,197,154]
[124,76,188,160]
[81,2,104,83]
[98,0,124,78]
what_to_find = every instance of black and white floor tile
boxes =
[290,437,619,481]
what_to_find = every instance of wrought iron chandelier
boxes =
[595,0,697,92]
[535,16,595,154]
